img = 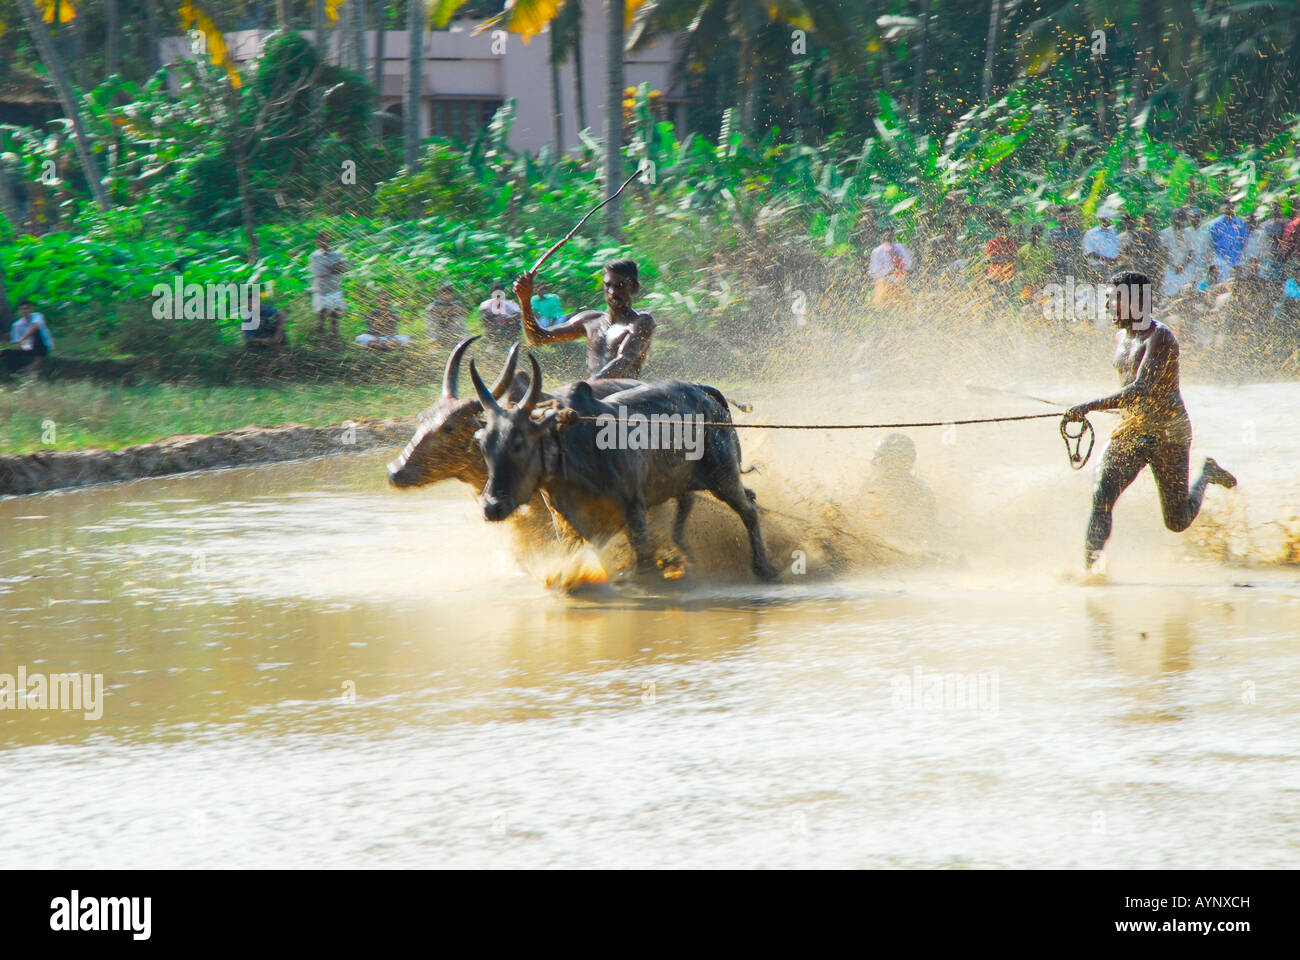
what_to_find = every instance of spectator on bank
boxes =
[479,284,522,346]
[356,290,411,349]
[868,228,914,311]
[309,231,350,340]
[1160,207,1202,298]
[1281,210,1300,268]
[1045,206,1083,285]
[1015,225,1052,300]
[1083,213,1121,281]
[424,285,464,348]
[1124,212,1164,278]
[244,291,287,348]
[1243,214,1288,285]
[1206,201,1251,285]
[4,299,53,374]
[984,218,1018,295]
[529,281,566,330]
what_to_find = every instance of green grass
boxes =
[0,380,436,455]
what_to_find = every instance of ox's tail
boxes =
[700,385,731,415]
[698,385,759,477]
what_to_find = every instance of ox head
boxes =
[387,337,519,489]
[471,354,577,522]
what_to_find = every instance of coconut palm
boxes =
[14,0,111,210]
[432,0,648,235]
[626,0,858,135]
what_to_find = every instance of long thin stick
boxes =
[964,381,1064,408]
[965,381,1119,415]
[526,170,642,276]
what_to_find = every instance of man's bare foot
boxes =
[1204,458,1237,489]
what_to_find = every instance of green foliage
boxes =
[374,140,493,221]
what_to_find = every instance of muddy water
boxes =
[2,381,1299,869]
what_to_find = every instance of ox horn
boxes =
[521,354,543,413]
[442,336,480,399]
[469,359,503,416]
[490,342,520,400]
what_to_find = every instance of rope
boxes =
[576,411,1065,429]
[1060,416,1096,469]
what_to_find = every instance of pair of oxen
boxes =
[387,336,779,581]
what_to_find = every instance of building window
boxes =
[429,99,505,143]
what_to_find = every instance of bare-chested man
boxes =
[514,259,654,380]
[1064,271,1237,570]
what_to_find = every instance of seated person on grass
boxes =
[356,291,411,350]
[479,284,522,348]
[243,292,287,348]
[4,300,54,374]
[424,285,464,348]
[529,282,566,329]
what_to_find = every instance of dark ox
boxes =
[387,337,638,490]
[469,354,780,581]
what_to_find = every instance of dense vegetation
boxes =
[1,1,1298,382]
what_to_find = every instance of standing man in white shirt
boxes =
[1159,207,1201,300]
[1083,214,1121,282]
[308,231,351,341]
[868,228,914,313]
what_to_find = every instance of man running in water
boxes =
[1064,271,1237,571]
[514,259,654,380]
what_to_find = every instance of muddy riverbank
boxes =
[0,416,414,497]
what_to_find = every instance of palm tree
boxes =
[553,0,587,132]
[144,0,163,73]
[406,0,425,170]
[0,161,23,231]
[0,261,14,332]
[627,0,857,135]
[372,0,388,139]
[912,0,931,117]
[14,0,110,211]
[604,0,624,234]
[349,0,368,73]
[433,0,645,236]
[981,0,1001,103]
[105,0,120,79]
[549,21,565,151]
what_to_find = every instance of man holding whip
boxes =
[512,173,656,381]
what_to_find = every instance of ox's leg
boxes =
[624,500,656,574]
[540,490,587,552]
[713,481,780,582]
[672,493,695,556]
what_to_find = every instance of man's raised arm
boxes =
[514,274,587,345]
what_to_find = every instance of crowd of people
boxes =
[276,230,571,354]
[10,205,1300,376]
[868,203,1300,349]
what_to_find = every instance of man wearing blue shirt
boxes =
[1207,202,1250,285]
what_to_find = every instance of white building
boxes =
[162,1,685,154]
